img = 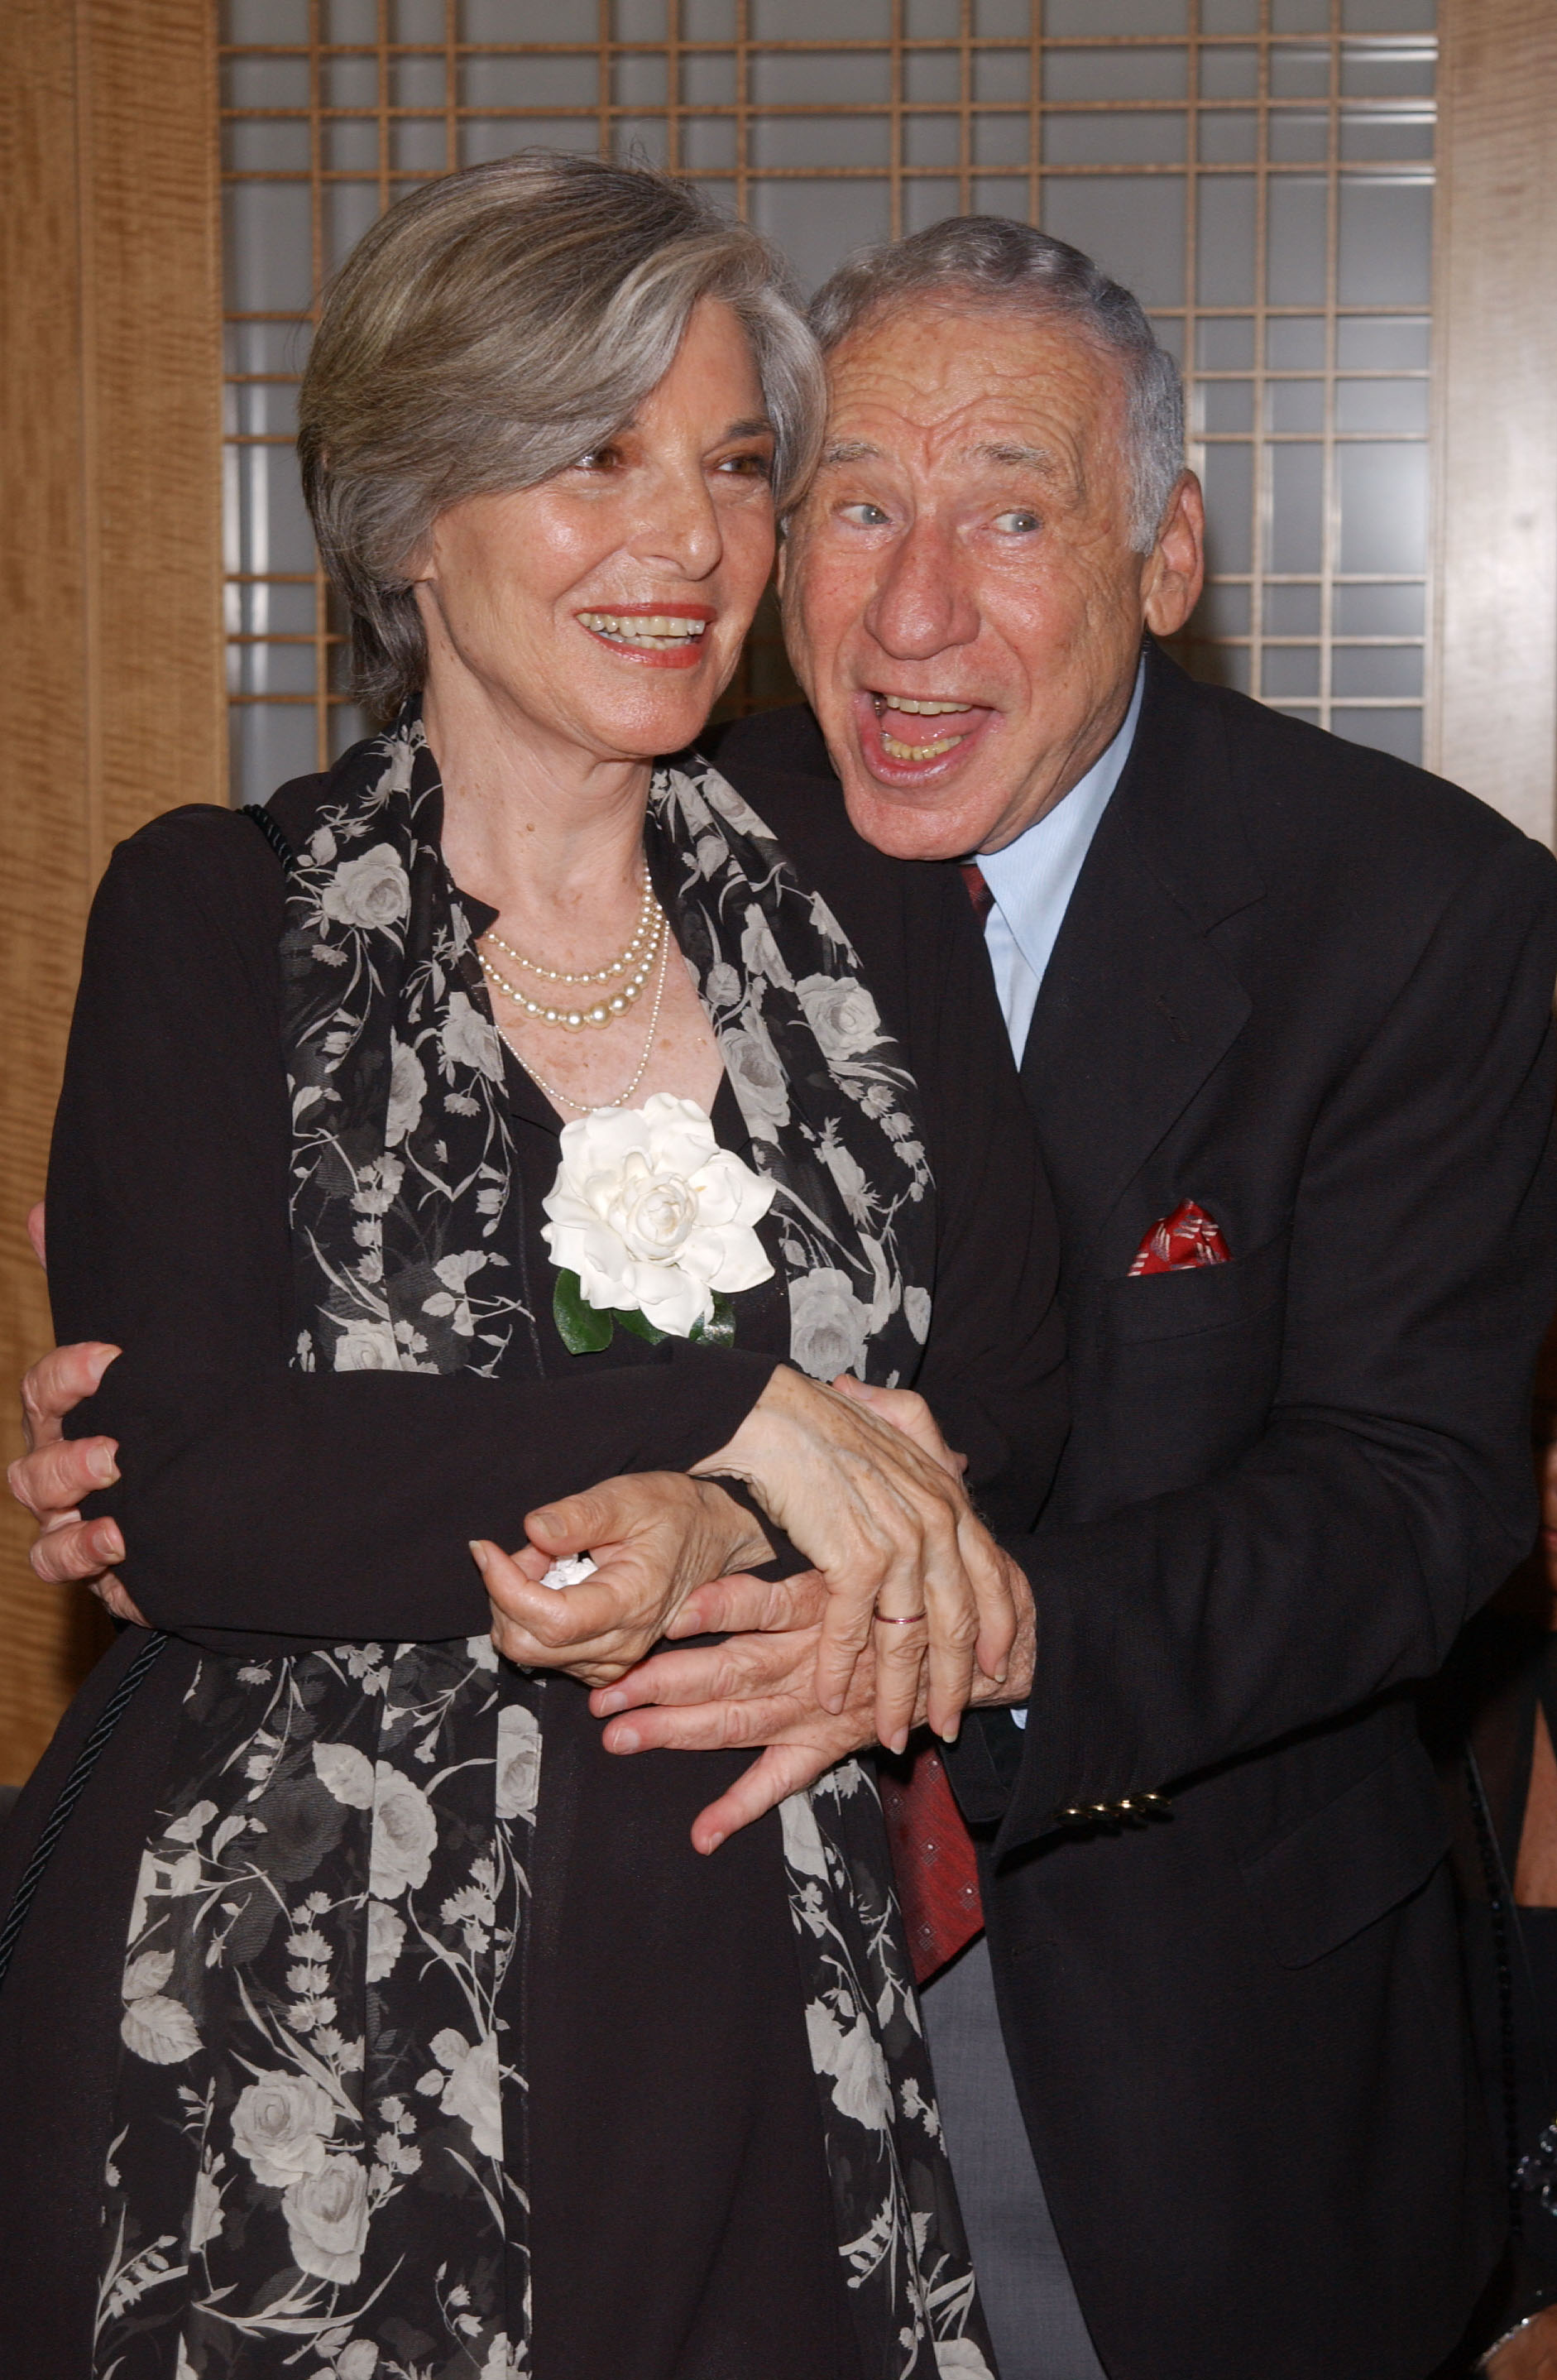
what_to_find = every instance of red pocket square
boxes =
[1129,1200,1230,1276]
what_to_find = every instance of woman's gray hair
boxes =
[807,216,1185,552]
[299,151,825,718]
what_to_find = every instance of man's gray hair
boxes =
[299,151,825,719]
[807,216,1185,551]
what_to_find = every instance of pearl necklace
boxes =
[495,929,671,1114]
[477,900,666,1030]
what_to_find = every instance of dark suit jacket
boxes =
[713,646,1557,2380]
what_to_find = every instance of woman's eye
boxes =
[717,452,774,480]
[574,446,620,473]
[993,509,1040,535]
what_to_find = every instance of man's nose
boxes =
[864,518,979,659]
[633,459,722,581]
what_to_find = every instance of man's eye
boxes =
[993,509,1040,534]
[841,501,890,527]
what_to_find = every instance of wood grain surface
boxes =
[1431,0,1557,844]
[0,0,223,1787]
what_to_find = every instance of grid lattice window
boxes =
[221,0,1435,804]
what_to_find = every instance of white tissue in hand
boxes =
[541,1554,598,1591]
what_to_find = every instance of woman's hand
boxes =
[8,1339,146,1624]
[690,1365,1017,1751]
[1488,2307,1557,2379]
[472,1473,773,1687]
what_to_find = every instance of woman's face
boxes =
[413,299,777,767]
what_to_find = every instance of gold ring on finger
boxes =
[874,1609,928,1626]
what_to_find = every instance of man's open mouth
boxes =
[577,608,712,655]
[860,692,994,774]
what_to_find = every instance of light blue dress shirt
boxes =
[977,658,1144,1725]
[977,657,1146,1068]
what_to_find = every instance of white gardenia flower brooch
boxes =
[540,1092,775,1350]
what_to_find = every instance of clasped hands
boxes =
[11,1333,1035,1852]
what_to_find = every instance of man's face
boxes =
[779,298,1205,857]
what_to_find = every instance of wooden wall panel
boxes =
[0,0,223,1786]
[1430,0,1557,844]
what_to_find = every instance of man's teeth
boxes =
[579,612,707,649]
[874,696,970,717]
[882,731,963,760]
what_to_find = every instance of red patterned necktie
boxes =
[878,855,993,1987]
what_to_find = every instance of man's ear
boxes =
[1141,471,1205,639]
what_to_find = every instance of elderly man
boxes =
[15,220,1557,2380]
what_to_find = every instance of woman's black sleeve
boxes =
[898,861,1069,1532]
[47,808,778,1643]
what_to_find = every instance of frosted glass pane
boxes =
[321,56,378,109]
[752,118,891,169]
[972,177,1030,218]
[1200,46,1258,99]
[223,0,308,36]
[1045,113,1186,166]
[1273,0,1329,24]
[1336,314,1430,367]
[682,55,737,106]
[1269,443,1325,573]
[683,0,737,31]
[1340,43,1435,98]
[973,116,1032,168]
[1334,582,1423,633]
[614,0,668,31]
[391,58,446,110]
[1338,176,1432,305]
[1269,111,1329,163]
[1198,316,1255,369]
[1045,0,1186,29]
[1197,176,1257,307]
[232,704,319,806]
[750,180,892,292]
[228,377,299,438]
[226,119,311,172]
[460,55,598,107]
[750,0,890,31]
[1269,48,1331,98]
[974,0,1032,28]
[682,118,738,170]
[1191,579,1251,636]
[1267,316,1325,366]
[227,323,301,377]
[230,582,315,638]
[1339,109,1434,161]
[905,0,960,31]
[1150,314,1184,362]
[1339,707,1421,762]
[1200,442,1254,573]
[461,119,599,164]
[394,0,450,31]
[330,705,373,761]
[389,121,448,173]
[1338,442,1427,572]
[1267,381,1325,431]
[751,51,891,103]
[323,183,384,275]
[228,449,317,575]
[1041,176,1186,306]
[1267,176,1328,305]
[1046,48,1187,101]
[323,121,382,174]
[613,54,668,106]
[1265,583,1322,632]
[612,119,671,168]
[1201,0,1259,36]
[230,640,316,697]
[225,183,315,314]
[1344,0,1435,24]
[223,56,310,110]
[1332,645,1422,697]
[905,54,960,103]
[903,179,961,235]
[973,51,1030,102]
[1199,111,1258,163]
[462,0,593,32]
[905,117,961,169]
[1263,646,1321,696]
[1335,377,1429,433]
[1200,381,1254,434]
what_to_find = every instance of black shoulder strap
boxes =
[242,801,296,868]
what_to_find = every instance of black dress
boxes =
[0,745,1065,2379]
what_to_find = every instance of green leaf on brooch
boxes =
[553,1269,614,1354]
[614,1305,668,1346]
[690,1293,737,1348]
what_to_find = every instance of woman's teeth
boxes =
[578,612,708,650]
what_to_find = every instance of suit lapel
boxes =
[1020,650,1263,1274]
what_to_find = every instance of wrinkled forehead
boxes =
[820,296,1131,480]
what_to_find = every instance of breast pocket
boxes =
[1067,1227,1292,1507]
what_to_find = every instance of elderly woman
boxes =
[0,156,1062,2376]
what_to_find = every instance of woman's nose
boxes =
[633,459,723,580]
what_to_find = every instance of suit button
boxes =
[1090,1803,1113,1818]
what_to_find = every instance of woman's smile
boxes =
[574,602,716,667]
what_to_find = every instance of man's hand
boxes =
[472,1473,774,1687]
[589,1557,1037,1851]
[9,1341,146,1624]
[1488,2307,1557,2378]
[693,1365,1017,1750]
